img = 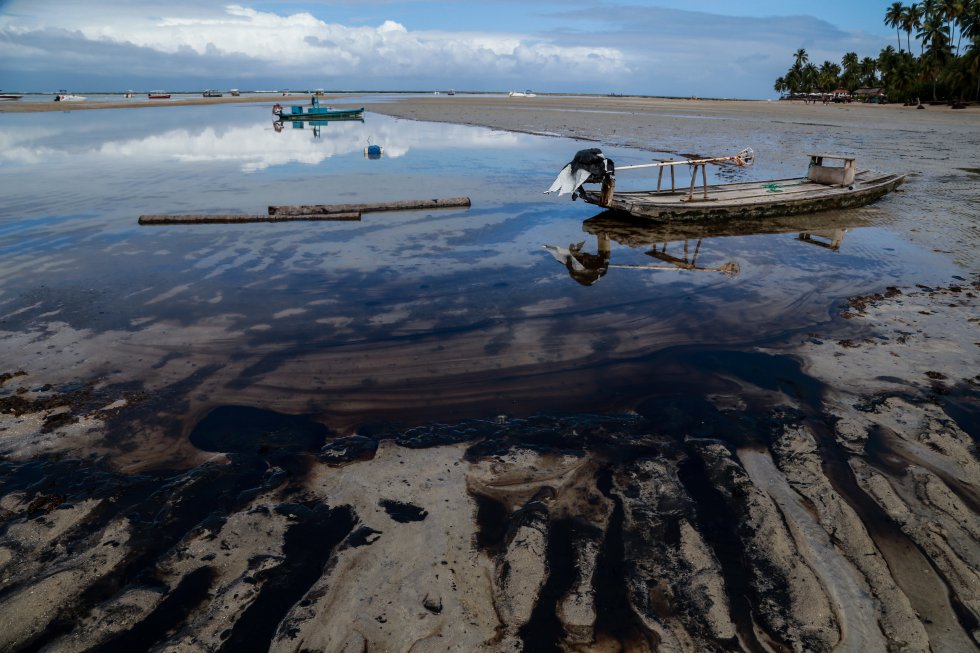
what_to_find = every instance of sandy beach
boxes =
[1,94,978,652]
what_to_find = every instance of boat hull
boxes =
[580,170,905,221]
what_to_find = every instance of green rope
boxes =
[762,180,806,193]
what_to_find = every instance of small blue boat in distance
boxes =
[272,98,364,121]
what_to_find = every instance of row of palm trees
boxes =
[774,0,980,102]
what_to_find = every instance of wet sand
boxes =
[1,95,978,652]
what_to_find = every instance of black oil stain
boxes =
[678,452,763,652]
[518,518,579,652]
[94,566,217,653]
[189,405,332,454]
[591,467,654,650]
[379,499,428,523]
[216,503,356,653]
[473,494,509,555]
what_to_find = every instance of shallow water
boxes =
[3,101,979,653]
[0,102,963,434]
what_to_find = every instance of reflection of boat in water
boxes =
[272,100,364,121]
[551,149,905,221]
[272,116,365,137]
[545,211,864,285]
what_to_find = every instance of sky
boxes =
[0,0,896,99]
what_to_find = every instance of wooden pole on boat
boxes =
[617,151,751,171]
[599,174,616,207]
[687,164,699,201]
[269,197,471,216]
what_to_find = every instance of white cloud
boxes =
[0,3,629,90]
[0,1,888,97]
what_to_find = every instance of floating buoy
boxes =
[364,144,384,159]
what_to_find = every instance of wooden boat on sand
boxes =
[550,150,905,221]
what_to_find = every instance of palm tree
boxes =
[793,48,809,69]
[841,52,861,90]
[803,62,819,92]
[860,57,880,86]
[941,54,969,98]
[919,8,952,54]
[942,0,965,54]
[955,0,979,54]
[918,14,951,99]
[878,47,898,90]
[819,60,842,91]
[774,76,788,96]
[962,0,980,42]
[886,2,907,51]
[903,3,924,53]
[967,37,980,99]
[889,51,920,101]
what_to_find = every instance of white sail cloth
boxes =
[545,148,614,196]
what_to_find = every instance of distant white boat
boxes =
[509,90,536,97]
[54,93,85,102]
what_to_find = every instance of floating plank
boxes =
[139,212,360,225]
[268,197,471,216]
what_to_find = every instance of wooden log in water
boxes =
[268,197,471,216]
[139,212,361,225]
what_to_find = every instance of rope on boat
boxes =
[761,181,806,193]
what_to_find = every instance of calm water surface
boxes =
[0,102,961,433]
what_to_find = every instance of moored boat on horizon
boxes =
[148,91,171,99]
[54,93,85,102]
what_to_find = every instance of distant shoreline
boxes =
[0,93,315,113]
[3,92,975,115]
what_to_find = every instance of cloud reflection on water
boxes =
[0,111,524,174]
